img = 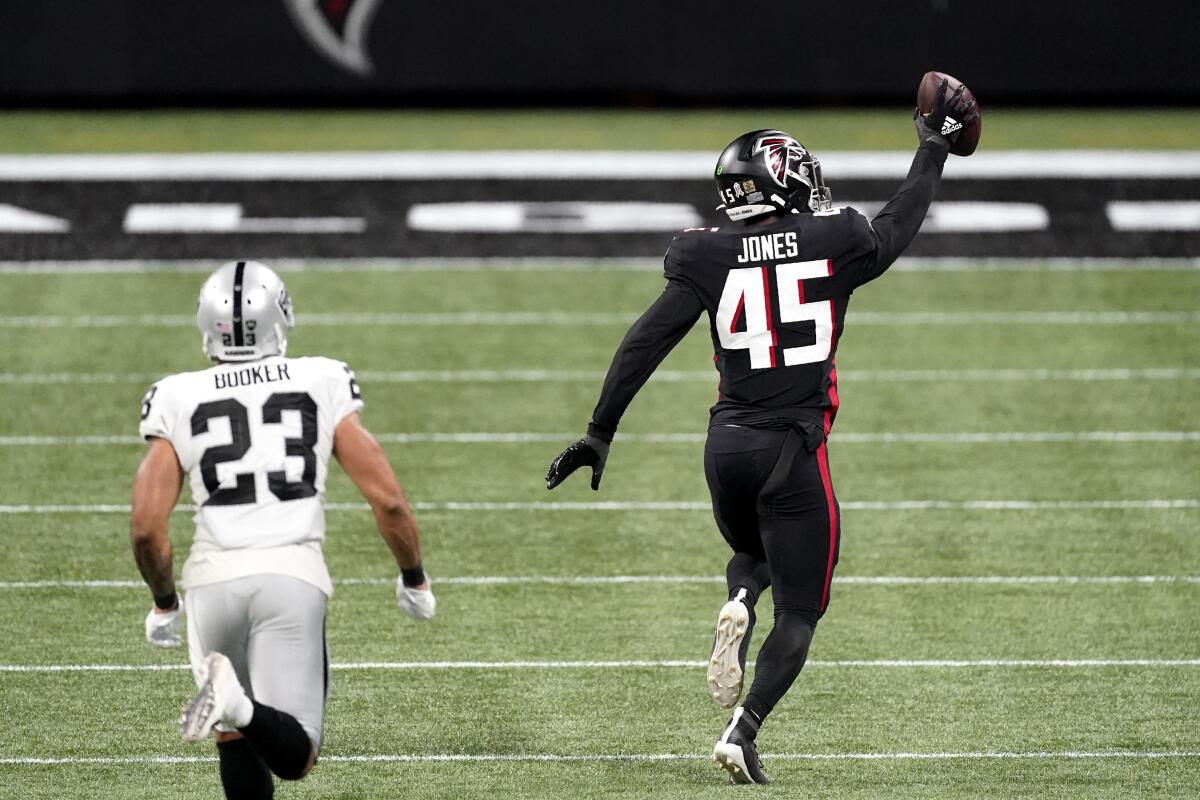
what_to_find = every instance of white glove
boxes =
[396,576,436,621]
[145,604,182,647]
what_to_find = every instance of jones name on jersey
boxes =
[139,355,363,597]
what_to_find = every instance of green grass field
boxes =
[0,107,1198,797]
[0,262,1198,798]
[2,108,1199,152]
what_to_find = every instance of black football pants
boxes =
[703,423,842,722]
[704,423,841,622]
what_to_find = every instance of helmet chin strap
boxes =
[274,323,288,357]
[778,186,814,214]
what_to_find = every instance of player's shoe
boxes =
[713,707,769,785]
[180,652,249,742]
[707,588,754,708]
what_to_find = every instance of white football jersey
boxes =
[139,355,364,596]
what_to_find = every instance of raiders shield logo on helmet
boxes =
[752,135,809,189]
[284,0,381,77]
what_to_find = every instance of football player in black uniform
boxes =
[546,81,978,784]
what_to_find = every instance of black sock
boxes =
[726,552,770,606]
[217,737,274,800]
[734,706,764,740]
[237,701,315,781]
[743,611,815,724]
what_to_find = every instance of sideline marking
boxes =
[2,368,1198,385]
[1,310,1195,328]
[122,203,365,234]
[0,150,1198,180]
[1,431,1197,447]
[0,205,70,233]
[1,500,1198,514]
[1,257,1198,274]
[407,201,702,233]
[1108,201,1200,231]
[2,750,1198,766]
[1,575,1197,591]
[3,659,1199,674]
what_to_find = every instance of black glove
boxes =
[546,435,610,491]
[914,77,980,147]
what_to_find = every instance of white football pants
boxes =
[185,574,329,747]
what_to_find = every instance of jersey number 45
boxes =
[716,261,833,369]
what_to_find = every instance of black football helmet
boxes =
[714,129,832,222]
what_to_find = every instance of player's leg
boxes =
[725,552,771,611]
[744,434,838,723]
[715,430,840,785]
[239,575,329,781]
[216,737,275,800]
[183,581,273,799]
[703,425,784,709]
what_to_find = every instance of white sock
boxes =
[225,685,254,729]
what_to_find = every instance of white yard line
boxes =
[851,311,1200,325]
[890,257,1200,273]
[0,311,635,328]
[0,435,144,446]
[835,500,1200,511]
[1,575,1196,591]
[1,500,1198,514]
[1,310,1195,328]
[829,431,1200,443]
[0,256,1198,275]
[3,749,1198,766]
[3,659,1199,674]
[0,150,1198,180]
[0,257,665,274]
[2,367,1198,385]
[2,431,1197,447]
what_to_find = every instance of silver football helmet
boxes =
[196,261,294,362]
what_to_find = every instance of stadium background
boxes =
[0,2,1197,798]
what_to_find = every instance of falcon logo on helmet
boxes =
[752,135,809,189]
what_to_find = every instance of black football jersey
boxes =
[665,207,881,435]
[587,142,944,445]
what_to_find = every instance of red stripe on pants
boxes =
[815,438,839,610]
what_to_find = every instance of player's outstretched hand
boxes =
[144,604,182,647]
[914,77,980,147]
[396,577,436,621]
[546,435,610,491]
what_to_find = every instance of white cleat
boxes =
[180,652,247,742]
[707,590,751,709]
[713,742,756,785]
[713,707,770,784]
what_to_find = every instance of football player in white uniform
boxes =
[130,261,434,799]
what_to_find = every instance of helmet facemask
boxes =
[788,156,832,213]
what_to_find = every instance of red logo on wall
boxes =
[284,0,381,77]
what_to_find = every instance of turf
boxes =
[3,108,1199,152]
[0,261,1198,798]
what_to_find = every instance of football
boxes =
[917,70,982,156]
